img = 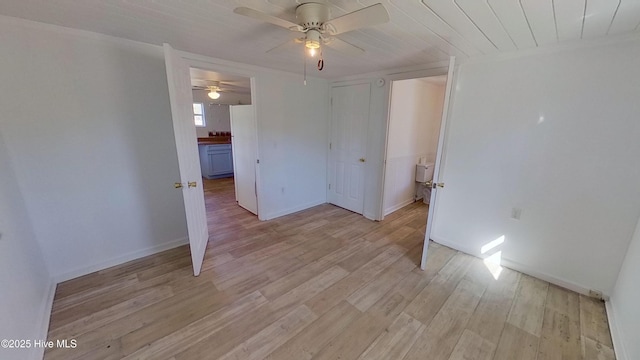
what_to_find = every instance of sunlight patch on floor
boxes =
[481,235,505,280]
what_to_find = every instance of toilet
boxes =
[415,163,435,204]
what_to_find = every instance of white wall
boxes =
[192,89,252,138]
[0,16,188,281]
[253,72,329,219]
[383,78,444,215]
[432,39,640,296]
[609,215,640,360]
[0,131,53,360]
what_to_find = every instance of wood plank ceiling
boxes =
[1,0,639,78]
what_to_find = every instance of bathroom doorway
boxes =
[381,75,447,217]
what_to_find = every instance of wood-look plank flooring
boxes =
[45,177,616,360]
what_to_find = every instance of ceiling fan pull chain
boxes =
[318,51,324,71]
[303,46,307,85]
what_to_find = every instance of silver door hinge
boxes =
[329,184,331,190]
[329,142,332,150]
[256,159,260,164]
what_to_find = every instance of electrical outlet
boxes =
[511,207,522,220]
[589,289,604,300]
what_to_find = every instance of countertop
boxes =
[198,136,231,145]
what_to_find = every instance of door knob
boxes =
[174,182,184,189]
[188,181,197,188]
[425,181,444,189]
[359,158,366,163]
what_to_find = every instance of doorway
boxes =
[189,68,259,221]
[381,76,447,217]
[163,44,262,276]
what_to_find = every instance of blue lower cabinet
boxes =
[198,144,234,179]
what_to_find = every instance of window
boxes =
[193,103,205,127]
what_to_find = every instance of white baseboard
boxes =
[605,300,627,360]
[53,237,188,283]
[383,198,415,216]
[430,235,597,298]
[262,200,326,221]
[28,278,56,360]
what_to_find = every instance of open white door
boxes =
[163,43,209,276]
[421,56,456,270]
[230,105,258,215]
[328,83,370,214]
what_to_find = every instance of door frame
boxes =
[380,75,447,217]
[377,63,454,221]
[176,50,263,219]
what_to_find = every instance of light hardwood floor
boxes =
[45,177,615,360]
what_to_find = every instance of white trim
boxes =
[330,60,451,82]
[53,237,188,283]
[605,300,627,360]
[430,234,600,298]
[363,211,378,221]
[262,200,326,221]
[29,278,56,360]
[383,198,416,217]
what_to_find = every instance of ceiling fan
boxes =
[192,79,247,99]
[192,81,224,99]
[233,2,390,61]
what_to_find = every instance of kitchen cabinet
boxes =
[198,144,234,179]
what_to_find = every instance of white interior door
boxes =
[328,83,370,214]
[421,56,456,269]
[328,83,371,214]
[230,105,258,215]
[163,43,209,276]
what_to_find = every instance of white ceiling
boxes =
[2,0,639,78]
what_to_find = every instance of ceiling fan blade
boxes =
[324,3,389,35]
[266,38,301,53]
[234,7,302,31]
[323,37,365,56]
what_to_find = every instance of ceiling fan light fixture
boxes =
[305,39,320,49]
[207,86,221,100]
[305,29,321,50]
[208,91,220,100]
